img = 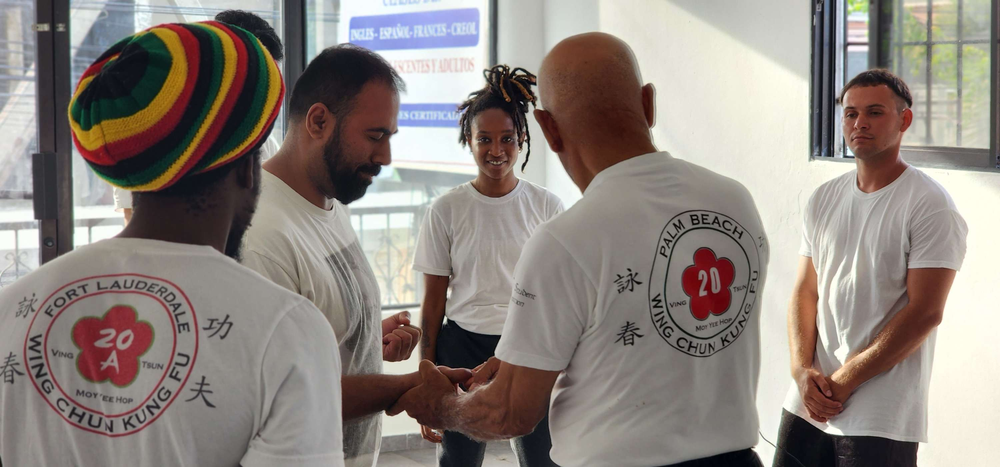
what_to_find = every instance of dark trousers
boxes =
[773,409,918,467]
[434,321,558,467]
[659,449,763,467]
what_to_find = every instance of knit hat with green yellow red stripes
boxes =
[68,21,284,192]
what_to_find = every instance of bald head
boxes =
[537,33,649,138]
[533,33,657,192]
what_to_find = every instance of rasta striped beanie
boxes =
[68,21,284,192]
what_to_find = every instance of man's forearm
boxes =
[788,291,820,373]
[342,373,419,421]
[439,382,533,442]
[393,361,556,442]
[419,307,445,363]
[833,302,942,392]
[418,275,449,363]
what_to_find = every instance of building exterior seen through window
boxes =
[816,0,996,169]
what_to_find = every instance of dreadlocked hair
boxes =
[458,65,537,172]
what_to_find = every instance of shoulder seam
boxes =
[244,247,298,284]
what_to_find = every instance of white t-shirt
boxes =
[782,166,968,443]
[241,170,382,467]
[495,152,770,467]
[112,136,282,212]
[412,180,564,335]
[0,238,344,467]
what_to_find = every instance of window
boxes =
[0,0,39,287]
[812,0,999,170]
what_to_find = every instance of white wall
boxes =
[499,0,1000,465]
[497,0,596,202]
[495,0,546,187]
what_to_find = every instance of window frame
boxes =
[23,0,498,268]
[810,0,1000,171]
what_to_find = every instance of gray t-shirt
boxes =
[242,170,382,467]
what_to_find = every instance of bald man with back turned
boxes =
[389,33,770,467]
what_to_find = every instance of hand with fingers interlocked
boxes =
[793,366,843,423]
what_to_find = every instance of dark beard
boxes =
[224,154,262,260]
[223,222,247,261]
[323,124,380,205]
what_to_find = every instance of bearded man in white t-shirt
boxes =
[239,45,471,467]
[389,32,770,467]
[774,70,968,467]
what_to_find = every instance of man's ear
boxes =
[899,107,913,133]
[533,109,563,153]
[642,83,656,129]
[305,103,336,141]
[236,153,255,191]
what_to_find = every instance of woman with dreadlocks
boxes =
[412,65,563,467]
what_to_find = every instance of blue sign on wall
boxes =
[348,8,480,51]
[398,104,461,128]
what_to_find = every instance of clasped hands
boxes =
[794,366,856,423]
[387,357,503,441]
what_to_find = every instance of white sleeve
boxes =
[548,196,565,220]
[113,187,132,212]
[908,209,968,271]
[412,207,452,277]
[241,302,345,467]
[241,249,300,295]
[494,229,594,371]
[798,194,816,258]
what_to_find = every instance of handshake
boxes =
[387,357,503,442]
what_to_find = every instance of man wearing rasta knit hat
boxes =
[240,45,469,467]
[112,9,286,225]
[0,21,345,467]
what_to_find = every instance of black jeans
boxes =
[434,321,558,467]
[773,409,918,467]
[658,449,763,467]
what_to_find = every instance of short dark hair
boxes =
[214,10,283,61]
[838,69,913,110]
[288,44,405,121]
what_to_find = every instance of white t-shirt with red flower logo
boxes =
[494,152,770,467]
[0,238,344,467]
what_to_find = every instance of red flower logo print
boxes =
[72,305,154,387]
[681,248,736,321]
